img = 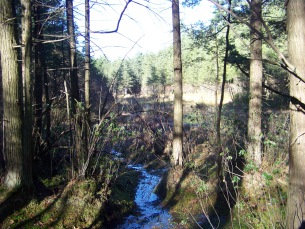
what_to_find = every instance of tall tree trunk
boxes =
[247,0,262,166]
[286,0,305,228]
[85,0,90,121]
[0,0,24,188]
[66,0,80,112]
[214,31,219,110]
[172,0,183,167]
[83,0,90,175]
[21,0,33,189]
[66,0,83,175]
[33,2,43,155]
[43,59,51,147]
[0,56,3,174]
[216,0,231,180]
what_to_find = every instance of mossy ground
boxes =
[0,167,140,229]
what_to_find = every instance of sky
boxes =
[74,0,214,60]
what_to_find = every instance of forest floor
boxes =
[0,84,289,228]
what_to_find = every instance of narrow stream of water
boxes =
[116,165,173,229]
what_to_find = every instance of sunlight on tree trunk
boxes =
[21,0,33,189]
[172,0,183,167]
[85,0,90,120]
[214,29,219,110]
[286,0,305,228]
[78,0,91,177]
[0,0,24,188]
[247,0,262,166]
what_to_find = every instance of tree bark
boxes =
[83,0,90,175]
[247,0,262,166]
[172,0,183,167]
[0,56,3,174]
[66,0,80,113]
[0,0,24,188]
[66,0,83,175]
[286,0,305,228]
[214,31,219,110]
[21,0,33,189]
[85,0,90,120]
[33,2,43,155]
[43,59,51,147]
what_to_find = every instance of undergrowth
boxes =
[0,88,290,228]
[154,91,289,229]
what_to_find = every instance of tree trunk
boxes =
[0,56,3,174]
[247,0,262,166]
[216,0,231,180]
[82,0,90,176]
[85,0,90,121]
[0,0,24,188]
[172,0,183,167]
[66,0,83,175]
[66,0,80,112]
[33,2,43,155]
[214,31,219,110]
[43,59,51,147]
[286,0,305,228]
[21,0,33,189]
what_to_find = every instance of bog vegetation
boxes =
[0,0,304,228]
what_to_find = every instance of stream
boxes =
[116,165,174,229]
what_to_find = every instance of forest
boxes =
[0,0,304,228]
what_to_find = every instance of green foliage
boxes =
[182,0,201,8]
[95,50,172,95]
[41,175,66,188]
[239,149,247,156]
[244,161,259,173]
[264,139,276,147]
[262,172,273,186]
[196,180,208,194]
[263,112,289,163]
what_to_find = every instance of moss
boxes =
[0,165,143,229]
[0,186,11,202]
[103,168,141,226]
[41,175,66,188]
[0,179,100,228]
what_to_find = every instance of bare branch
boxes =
[91,0,132,34]
[40,37,69,44]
